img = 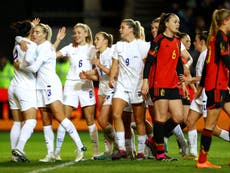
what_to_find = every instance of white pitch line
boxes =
[27,161,76,173]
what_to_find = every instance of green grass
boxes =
[0,131,229,173]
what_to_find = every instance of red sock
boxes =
[156,143,164,154]
[198,149,208,163]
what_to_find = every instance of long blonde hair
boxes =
[207,9,230,44]
[37,23,52,42]
[73,23,93,45]
[122,19,141,39]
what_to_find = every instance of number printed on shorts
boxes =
[89,90,93,99]
[47,89,51,97]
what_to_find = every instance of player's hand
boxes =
[56,27,66,41]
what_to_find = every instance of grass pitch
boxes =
[0,131,229,173]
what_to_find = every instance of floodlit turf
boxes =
[0,131,229,173]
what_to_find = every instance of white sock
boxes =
[88,124,99,155]
[125,138,132,152]
[173,125,186,144]
[137,135,147,154]
[131,128,136,152]
[43,125,54,156]
[164,136,170,153]
[55,124,66,155]
[104,138,112,154]
[104,123,115,142]
[61,118,83,150]
[16,119,36,152]
[10,121,21,149]
[219,130,230,142]
[188,129,198,156]
[173,125,188,154]
[130,122,136,130]
[115,131,125,150]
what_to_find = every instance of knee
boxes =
[98,117,107,129]
[172,116,184,124]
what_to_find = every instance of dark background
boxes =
[0,0,229,61]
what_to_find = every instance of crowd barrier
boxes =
[0,88,229,131]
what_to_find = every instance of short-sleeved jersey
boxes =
[96,46,114,95]
[113,39,150,91]
[195,49,208,105]
[59,43,94,80]
[202,30,230,91]
[23,41,61,90]
[148,37,186,88]
[147,34,181,88]
[195,49,207,85]
[11,37,37,88]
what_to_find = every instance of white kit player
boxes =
[9,19,38,162]
[79,31,116,160]
[109,19,150,160]
[17,23,86,163]
[54,23,99,159]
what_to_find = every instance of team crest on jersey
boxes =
[220,42,229,55]
[160,89,165,96]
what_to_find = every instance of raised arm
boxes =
[53,26,66,50]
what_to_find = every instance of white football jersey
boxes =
[195,49,207,84]
[23,40,61,89]
[59,43,94,80]
[95,47,114,95]
[113,39,150,91]
[11,37,37,88]
[195,49,208,105]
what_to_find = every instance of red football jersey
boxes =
[204,30,229,91]
[153,34,181,88]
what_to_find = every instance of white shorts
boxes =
[63,80,96,108]
[98,79,114,96]
[98,80,114,106]
[145,94,154,107]
[8,84,37,111]
[37,84,63,107]
[190,99,207,118]
[123,103,133,112]
[100,91,114,106]
[113,87,143,104]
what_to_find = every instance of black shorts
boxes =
[181,96,191,105]
[149,87,181,100]
[225,88,230,103]
[206,89,228,109]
